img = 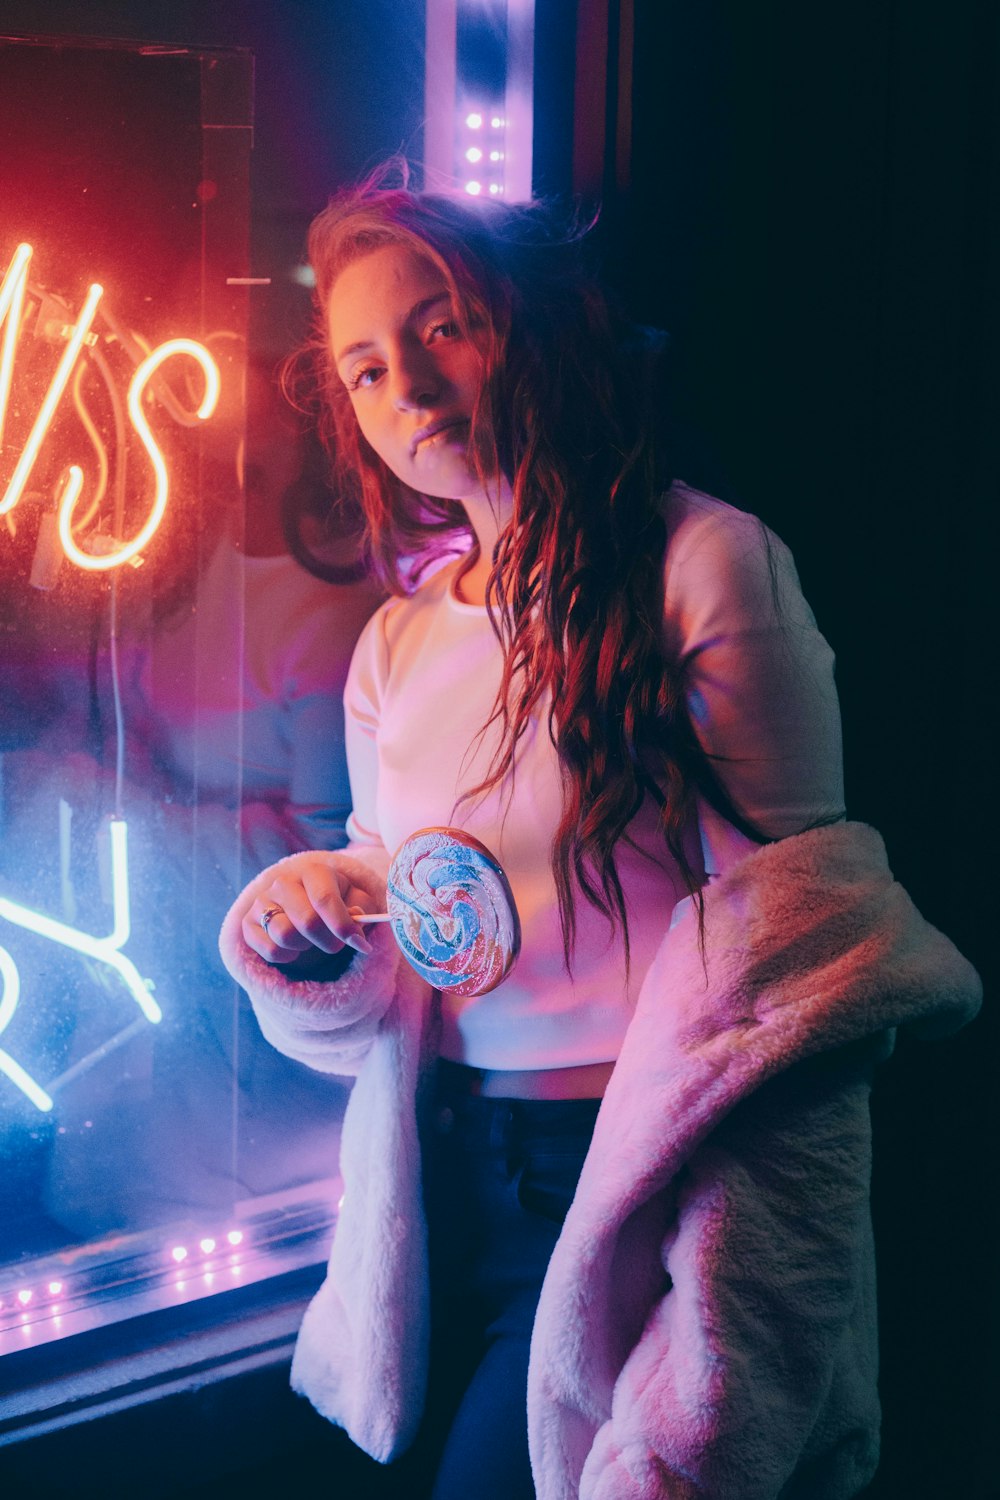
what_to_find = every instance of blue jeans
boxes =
[390,1063,601,1500]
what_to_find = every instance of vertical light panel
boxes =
[424,0,535,202]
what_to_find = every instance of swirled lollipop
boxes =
[353,827,520,996]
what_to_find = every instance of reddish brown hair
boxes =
[303,165,705,972]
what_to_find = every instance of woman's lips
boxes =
[411,418,469,455]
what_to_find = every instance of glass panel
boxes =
[0,35,350,1356]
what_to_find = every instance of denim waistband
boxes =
[433,1060,602,1145]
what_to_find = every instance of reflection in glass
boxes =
[0,36,374,1347]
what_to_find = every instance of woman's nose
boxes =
[391,345,444,412]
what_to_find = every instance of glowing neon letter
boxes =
[57,338,219,571]
[0,946,54,1113]
[1,246,221,569]
[0,819,161,1037]
[0,242,33,462]
[0,272,104,518]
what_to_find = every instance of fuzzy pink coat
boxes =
[219,822,981,1499]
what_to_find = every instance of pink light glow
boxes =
[171,1245,188,1263]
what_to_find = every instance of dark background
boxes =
[616,10,996,1496]
[0,2,993,1497]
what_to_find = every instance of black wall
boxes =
[607,6,995,1496]
[1,0,427,358]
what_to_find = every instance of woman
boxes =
[219,171,980,1500]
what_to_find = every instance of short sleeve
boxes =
[661,488,845,863]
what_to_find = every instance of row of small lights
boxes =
[1,1228,246,1326]
[170,1229,244,1263]
[462,110,506,196]
[3,1279,65,1311]
[169,1229,246,1295]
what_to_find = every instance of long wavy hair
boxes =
[304,166,719,972]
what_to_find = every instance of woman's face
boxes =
[327,243,488,503]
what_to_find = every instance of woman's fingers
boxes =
[242,865,374,963]
[244,897,312,961]
[299,867,374,954]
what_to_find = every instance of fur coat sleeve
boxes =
[218,845,399,1076]
[219,843,439,1460]
[527,822,982,1500]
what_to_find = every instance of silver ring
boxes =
[259,904,284,938]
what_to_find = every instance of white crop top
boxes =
[343,484,845,1070]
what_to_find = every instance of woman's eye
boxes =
[428,319,459,342]
[347,364,383,391]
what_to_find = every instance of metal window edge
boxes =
[0,1276,318,1447]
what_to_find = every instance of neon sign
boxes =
[0,945,52,1113]
[0,818,161,1113]
[0,242,220,571]
[1,242,221,1111]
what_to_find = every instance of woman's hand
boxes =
[242,852,375,966]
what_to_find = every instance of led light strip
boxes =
[423,0,534,202]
